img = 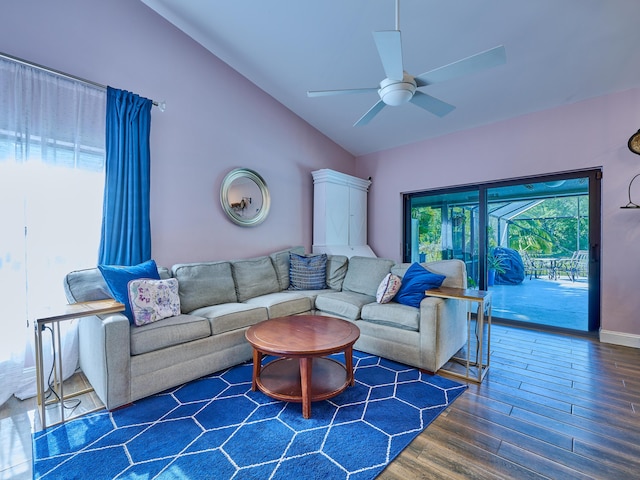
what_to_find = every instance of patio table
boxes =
[533,257,559,280]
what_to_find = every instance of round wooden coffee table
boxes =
[245,315,360,419]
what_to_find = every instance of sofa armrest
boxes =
[78,312,131,410]
[418,296,468,372]
[419,297,444,356]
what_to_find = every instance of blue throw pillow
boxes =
[98,259,161,323]
[288,253,327,290]
[394,262,446,308]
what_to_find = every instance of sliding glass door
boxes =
[403,188,480,287]
[403,170,601,332]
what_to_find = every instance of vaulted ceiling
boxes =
[140,0,640,156]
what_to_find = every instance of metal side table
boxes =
[34,299,124,429]
[425,286,492,383]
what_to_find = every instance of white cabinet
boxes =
[311,169,376,257]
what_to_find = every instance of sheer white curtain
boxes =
[0,57,106,406]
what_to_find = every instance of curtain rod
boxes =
[0,51,166,111]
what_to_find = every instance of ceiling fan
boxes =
[307,0,506,126]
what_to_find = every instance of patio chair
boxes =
[556,250,588,281]
[519,251,546,280]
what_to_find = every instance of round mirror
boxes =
[220,168,270,226]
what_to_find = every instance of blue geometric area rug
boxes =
[33,352,466,480]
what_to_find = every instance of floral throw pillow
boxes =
[127,278,180,326]
[376,273,402,303]
[98,259,161,324]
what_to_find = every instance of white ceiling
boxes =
[140,0,640,157]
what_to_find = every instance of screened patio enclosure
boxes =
[404,173,598,332]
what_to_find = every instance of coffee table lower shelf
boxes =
[256,357,349,416]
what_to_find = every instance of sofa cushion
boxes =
[245,292,312,318]
[391,259,466,289]
[288,253,328,290]
[314,291,375,320]
[190,303,268,335]
[360,302,420,331]
[232,256,280,302]
[98,260,161,324]
[326,255,348,290]
[288,288,337,304]
[270,246,305,290]
[64,266,171,304]
[394,263,446,308]
[130,314,210,355]
[171,262,237,313]
[64,268,113,303]
[342,256,395,297]
[376,273,402,304]
[128,278,181,326]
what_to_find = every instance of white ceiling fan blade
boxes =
[373,30,404,81]
[354,100,386,127]
[410,91,456,117]
[415,45,506,87]
[307,87,378,97]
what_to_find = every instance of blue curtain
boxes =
[98,87,152,266]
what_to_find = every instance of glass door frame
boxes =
[402,168,601,332]
[402,185,480,283]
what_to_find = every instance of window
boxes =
[0,57,106,403]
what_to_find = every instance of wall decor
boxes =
[621,173,640,209]
[220,168,270,226]
[628,129,640,155]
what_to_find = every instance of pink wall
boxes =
[2,0,355,266]
[4,0,638,343]
[356,88,640,341]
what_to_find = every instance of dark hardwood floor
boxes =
[381,323,640,480]
[2,323,639,479]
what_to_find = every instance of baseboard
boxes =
[599,329,640,349]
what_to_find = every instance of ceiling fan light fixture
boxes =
[307,1,506,126]
[378,76,416,106]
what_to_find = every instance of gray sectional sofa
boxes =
[64,247,468,410]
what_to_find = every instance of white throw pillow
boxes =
[376,273,402,304]
[128,278,180,326]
